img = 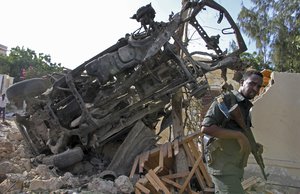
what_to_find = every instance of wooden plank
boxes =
[242,176,260,190]
[203,187,215,192]
[154,166,162,174]
[136,182,150,194]
[134,130,202,164]
[135,188,142,194]
[173,138,179,155]
[168,169,175,193]
[138,177,148,185]
[139,151,150,174]
[156,143,168,172]
[188,140,200,159]
[181,130,203,144]
[139,154,144,174]
[167,142,173,158]
[242,176,257,185]
[179,155,202,194]
[161,171,189,179]
[188,140,213,187]
[163,143,168,158]
[182,142,206,189]
[145,172,160,191]
[198,160,213,188]
[140,130,203,159]
[182,142,195,166]
[161,177,182,190]
[159,145,164,170]
[130,156,139,178]
[191,191,202,194]
[144,150,150,161]
[192,162,206,189]
[148,169,171,194]
[142,151,150,172]
[143,166,152,173]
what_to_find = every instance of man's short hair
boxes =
[242,69,263,81]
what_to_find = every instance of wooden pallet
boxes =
[130,130,214,193]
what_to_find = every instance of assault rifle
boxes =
[228,104,268,180]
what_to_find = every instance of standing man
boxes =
[0,93,9,122]
[201,70,263,193]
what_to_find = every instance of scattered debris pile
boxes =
[1,119,295,193]
[0,120,135,193]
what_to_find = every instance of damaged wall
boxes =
[249,72,300,184]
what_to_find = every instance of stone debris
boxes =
[87,178,117,193]
[115,175,135,193]
[0,120,134,193]
[243,176,300,194]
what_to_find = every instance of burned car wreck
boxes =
[7,0,248,179]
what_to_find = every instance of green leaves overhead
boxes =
[238,0,300,72]
[0,46,63,82]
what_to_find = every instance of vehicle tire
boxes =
[6,78,50,102]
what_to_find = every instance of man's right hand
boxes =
[237,131,251,155]
[201,125,251,155]
[202,125,251,155]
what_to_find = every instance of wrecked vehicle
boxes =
[7,0,247,177]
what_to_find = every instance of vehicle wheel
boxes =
[6,78,50,102]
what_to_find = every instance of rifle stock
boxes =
[229,104,268,180]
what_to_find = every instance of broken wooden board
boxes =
[131,130,214,193]
[242,176,261,190]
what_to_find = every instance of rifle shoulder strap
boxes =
[219,91,236,127]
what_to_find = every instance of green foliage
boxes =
[238,0,300,72]
[0,46,63,82]
[240,52,273,71]
[0,54,11,74]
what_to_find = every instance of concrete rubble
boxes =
[0,120,134,193]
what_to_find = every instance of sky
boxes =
[1,0,254,70]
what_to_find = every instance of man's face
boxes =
[239,74,263,99]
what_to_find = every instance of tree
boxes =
[0,46,63,82]
[240,51,273,71]
[0,54,11,74]
[238,0,300,72]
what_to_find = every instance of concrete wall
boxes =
[0,74,14,95]
[246,72,300,186]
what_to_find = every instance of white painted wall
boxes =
[249,72,300,183]
[0,74,14,95]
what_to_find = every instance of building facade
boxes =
[0,44,8,55]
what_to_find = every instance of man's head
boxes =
[238,70,263,99]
